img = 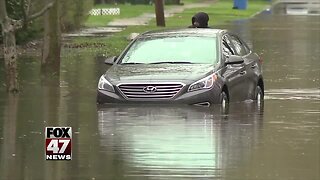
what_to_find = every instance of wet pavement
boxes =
[0,4,320,180]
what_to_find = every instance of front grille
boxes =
[118,83,184,99]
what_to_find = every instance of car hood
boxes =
[105,64,215,84]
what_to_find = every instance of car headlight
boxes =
[98,75,115,92]
[188,74,217,92]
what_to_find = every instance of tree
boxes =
[60,0,93,32]
[0,0,55,93]
[42,0,60,71]
[41,0,93,71]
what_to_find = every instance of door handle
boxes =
[240,70,246,75]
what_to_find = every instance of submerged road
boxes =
[0,3,319,180]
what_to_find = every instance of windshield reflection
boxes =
[120,36,218,65]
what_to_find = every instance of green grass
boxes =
[74,0,269,56]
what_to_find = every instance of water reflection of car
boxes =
[97,28,264,106]
[97,104,264,178]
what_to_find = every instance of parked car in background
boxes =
[97,28,264,107]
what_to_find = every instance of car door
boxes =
[220,34,248,102]
[230,34,259,99]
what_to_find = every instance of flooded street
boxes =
[0,5,319,180]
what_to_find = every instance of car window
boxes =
[222,43,233,57]
[120,36,218,64]
[228,35,248,56]
[222,35,235,56]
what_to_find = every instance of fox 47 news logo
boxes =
[45,127,72,160]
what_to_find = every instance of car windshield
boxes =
[120,36,218,64]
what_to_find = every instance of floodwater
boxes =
[0,5,319,180]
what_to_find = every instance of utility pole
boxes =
[154,0,165,27]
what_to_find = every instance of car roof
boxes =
[140,28,226,38]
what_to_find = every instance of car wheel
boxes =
[220,91,229,108]
[254,86,264,104]
[219,91,229,115]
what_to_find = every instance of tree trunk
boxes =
[0,0,20,93]
[42,0,61,71]
[2,20,20,93]
[73,0,83,30]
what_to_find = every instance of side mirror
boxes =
[104,56,117,65]
[225,55,244,65]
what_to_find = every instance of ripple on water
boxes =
[265,88,320,101]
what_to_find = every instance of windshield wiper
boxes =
[121,62,145,65]
[149,61,194,64]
